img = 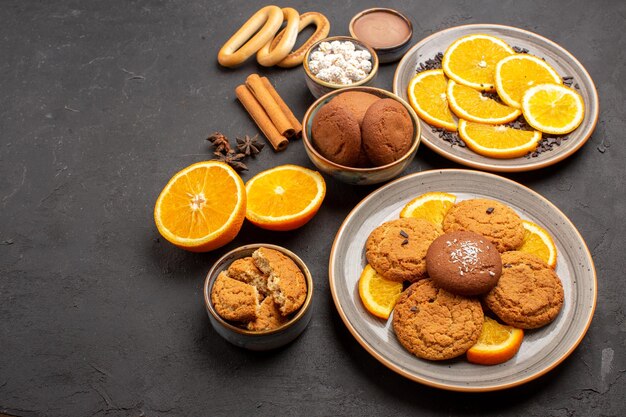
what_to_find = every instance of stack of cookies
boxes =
[364,197,564,362]
[211,247,307,331]
[311,91,414,167]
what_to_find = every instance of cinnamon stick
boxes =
[235,84,288,152]
[261,76,303,138]
[245,74,295,138]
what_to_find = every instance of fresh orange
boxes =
[154,161,246,252]
[467,316,524,365]
[447,80,521,124]
[495,54,562,109]
[442,34,515,91]
[407,69,457,131]
[399,192,457,228]
[518,220,558,268]
[458,119,542,159]
[358,264,404,319]
[521,83,585,134]
[245,164,326,231]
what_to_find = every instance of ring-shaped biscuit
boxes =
[217,5,283,68]
[270,12,331,68]
[256,7,300,67]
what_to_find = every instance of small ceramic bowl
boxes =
[349,8,413,64]
[203,243,313,351]
[302,86,421,185]
[303,36,379,99]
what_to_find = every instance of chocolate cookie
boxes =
[443,199,525,252]
[484,251,564,329]
[366,217,440,282]
[361,98,414,166]
[211,272,259,322]
[253,247,307,316]
[393,279,484,360]
[426,231,502,296]
[311,101,361,166]
[330,91,380,126]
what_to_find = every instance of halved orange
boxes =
[358,264,404,319]
[467,316,524,365]
[154,161,246,252]
[407,69,457,131]
[495,54,562,109]
[442,34,515,91]
[521,83,585,134]
[458,119,542,159]
[447,80,521,124]
[518,220,557,268]
[245,164,326,231]
[399,191,457,228]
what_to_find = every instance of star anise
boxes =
[214,151,248,172]
[236,134,264,157]
[207,132,233,155]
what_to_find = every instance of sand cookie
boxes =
[247,295,288,331]
[253,247,307,315]
[443,199,524,252]
[311,101,362,166]
[228,256,270,296]
[361,98,414,166]
[484,251,564,329]
[426,231,502,296]
[392,279,484,361]
[211,272,259,322]
[366,217,440,283]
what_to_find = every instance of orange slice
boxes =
[518,220,557,268]
[154,161,246,252]
[458,119,542,159]
[407,69,457,131]
[442,34,515,91]
[467,316,524,365]
[358,264,404,319]
[521,83,585,134]
[447,80,521,124]
[399,192,457,228]
[245,164,326,231]
[495,54,562,109]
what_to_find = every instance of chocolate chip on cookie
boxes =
[366,217,440,283]
[393,279,484,360]
[443,199,525,252]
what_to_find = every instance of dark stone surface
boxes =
[1,1,624,416]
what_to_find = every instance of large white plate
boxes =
[393,24,599,172]
[329,169,596,391]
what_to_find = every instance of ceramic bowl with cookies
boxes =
[302,86,421,185]
[303,36,379,98]
[203,243,313,351]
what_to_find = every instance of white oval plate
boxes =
[393,24,599,172]
[329,169,596,391]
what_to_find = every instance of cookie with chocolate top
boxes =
[366,217,440,282]
[426,231,502,296]
[443,199,524,252]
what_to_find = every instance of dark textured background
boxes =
[1,1,624,416]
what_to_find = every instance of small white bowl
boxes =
[303,36,379,98]
[203,244,313,351]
